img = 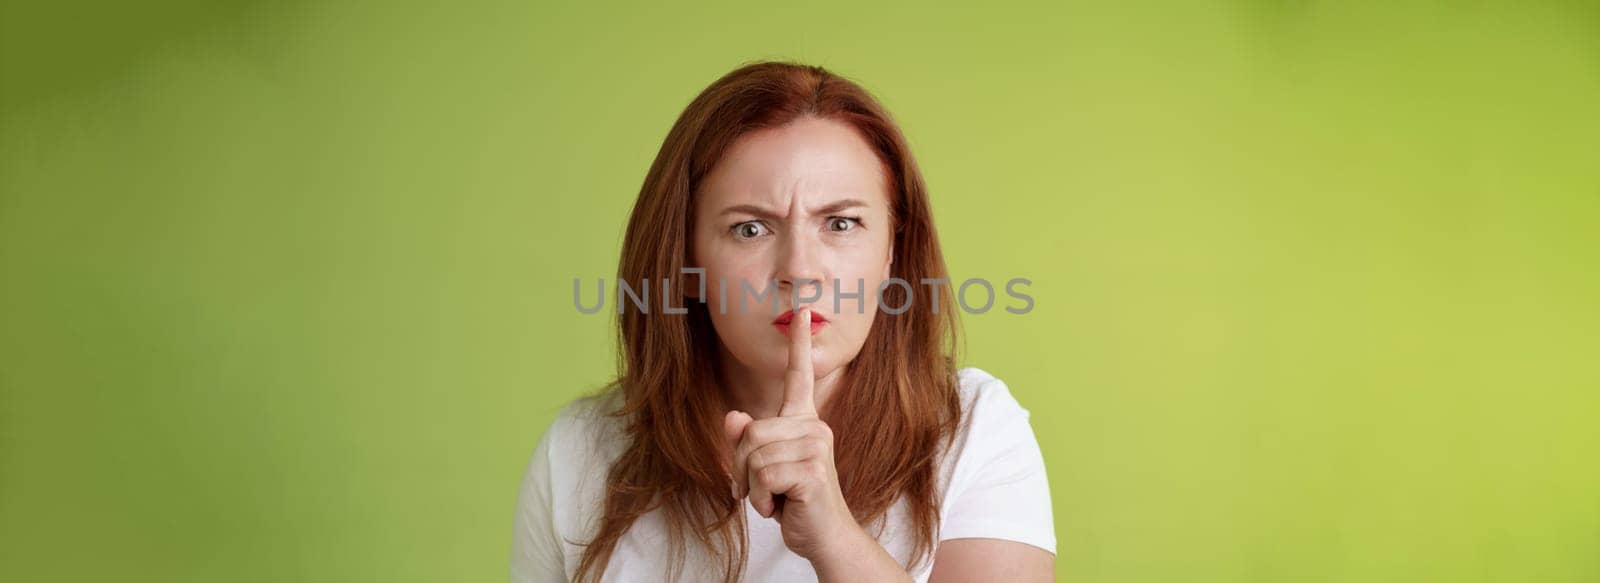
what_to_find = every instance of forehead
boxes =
[697,116,890,213]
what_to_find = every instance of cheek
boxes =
[828,245,893,292]
[697,257,785,338]
[694,236,757,296]
[701,260,770,308]
[827,272,890,331]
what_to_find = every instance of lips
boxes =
[773,308,829,335]
[773,309,828,325]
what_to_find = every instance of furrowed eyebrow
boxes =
[718,204,781,221]
[814,198,869,215]
[718,198,870,220]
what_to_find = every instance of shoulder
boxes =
[953,366,1033,428]
[524,387,629,507]
[511,387,629,580]
[542,387,629,469]
[552,387,626,434]
[937,367,1057,554]
[940,366,1045,490]
[530,387,630,533]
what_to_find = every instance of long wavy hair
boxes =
[573,60,964,582]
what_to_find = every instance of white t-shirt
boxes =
[508,367,1055,582]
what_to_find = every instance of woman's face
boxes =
[692,116,895,383]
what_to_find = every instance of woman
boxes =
[510,60,1055,582]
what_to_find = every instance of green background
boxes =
[3,1,1597,581]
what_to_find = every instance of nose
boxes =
[776,228,824,304]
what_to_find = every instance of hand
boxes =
[723,307,857,562]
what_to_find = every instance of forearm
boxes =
[811,524,913,583]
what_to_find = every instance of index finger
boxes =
[779,306,816,416]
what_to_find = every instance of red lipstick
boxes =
[773,308,828,336]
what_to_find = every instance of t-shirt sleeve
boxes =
[509,420,566,582]
[938,374,1057,555]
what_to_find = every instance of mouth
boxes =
[773,308,829,336]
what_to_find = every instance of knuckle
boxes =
[803,439,824,457]
[756,465,780,488]
[815,422,834,443]
[747,421,776,444]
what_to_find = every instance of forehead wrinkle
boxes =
[721,173,862,221]
[783,170,878,218]
[708,121,888,219]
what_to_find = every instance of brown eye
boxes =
[828,217,859,232]
[732,221,769,240]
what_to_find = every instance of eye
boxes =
[731,221,770,240]
[827,216,861,232]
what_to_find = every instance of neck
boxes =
[717,344,847,419]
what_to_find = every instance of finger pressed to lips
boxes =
[780,307,817,417]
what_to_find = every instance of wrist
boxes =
[809,521,909,583]
[812,519,871,565]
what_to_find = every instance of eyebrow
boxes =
[717,198,870,220]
